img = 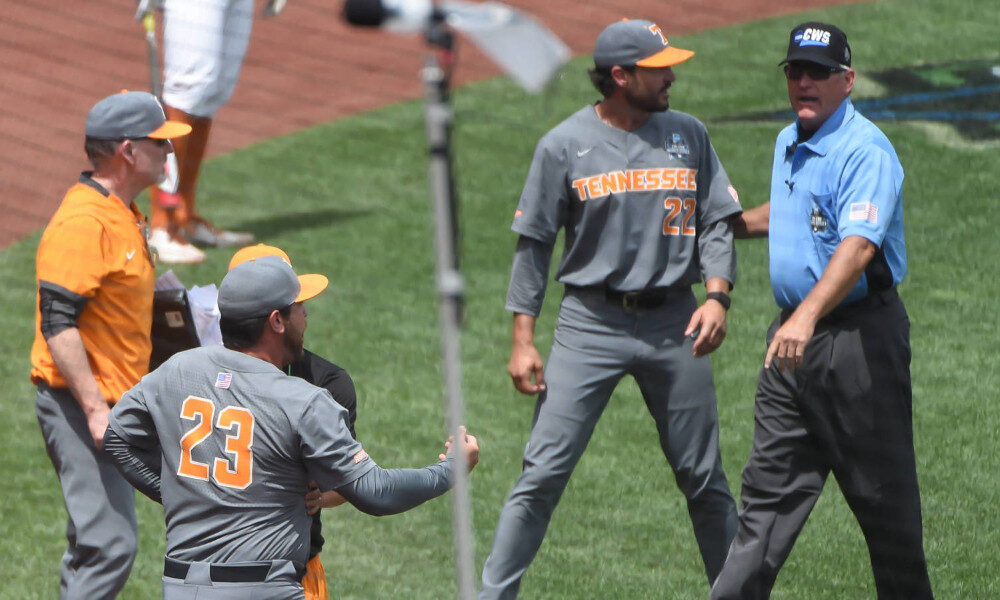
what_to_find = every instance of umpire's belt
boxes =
[820,287,899,324]
[602,287,682,310]
[164,557,304,583]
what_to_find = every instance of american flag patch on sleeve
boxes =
[849,202,878,224]
[353,449,369,464]
[215,372,233,389]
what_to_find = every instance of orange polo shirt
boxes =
[30,175,155,404]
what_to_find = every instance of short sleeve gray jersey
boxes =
[109,345,375,565]
[511,105,742,291]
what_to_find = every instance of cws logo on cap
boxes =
[782,21,851,69]
[794,27,832,47]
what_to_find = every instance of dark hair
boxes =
[588,65,634,97]
[83,137,121,169]
[221,305,293,350]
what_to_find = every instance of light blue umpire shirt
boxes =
[768,97,907,310]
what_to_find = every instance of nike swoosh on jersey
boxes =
[577,147,594,157]
[126,250,136,260]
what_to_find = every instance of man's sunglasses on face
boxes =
[783,62,845,81]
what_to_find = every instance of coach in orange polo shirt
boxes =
[30,91,189,600]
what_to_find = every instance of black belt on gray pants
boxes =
[164,557,288,583]
[567,285,685,310]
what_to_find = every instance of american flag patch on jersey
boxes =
[353,449,369,464]
[849,202,878,224]
[215,372,233,389]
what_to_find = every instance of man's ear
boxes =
[119,139,137,166]
[843,68,856,95]
[610,65,631,90]
[267,309,286,334]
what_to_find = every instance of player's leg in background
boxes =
[177,0,253,242]
[709,316,830,600]
[631,294,736,584]
[824,303,934,599]
[157,0,254,250]
[35,385,137,600]
[215,0,254,111]
[479,290,628,599]
[157,0,227,228]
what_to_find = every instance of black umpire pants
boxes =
[711,290,933,599]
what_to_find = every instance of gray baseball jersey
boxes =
[109,344,374,565]
[512,105,742,291]
[481,104,741,598]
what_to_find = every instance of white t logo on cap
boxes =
[647,24,668,46]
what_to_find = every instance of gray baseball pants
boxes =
[35,383,137,600]
[479,287,738,599]
[162,558,305,599]
[709,292,933,599]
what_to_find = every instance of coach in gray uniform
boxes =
[104,255,479,599]
[479,19,742,599]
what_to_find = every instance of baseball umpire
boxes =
[103,255,479,599]
[30,90,189,599]
[479,18,742,599]
[710,23,933,599]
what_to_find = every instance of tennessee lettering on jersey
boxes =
[571,168,698,201]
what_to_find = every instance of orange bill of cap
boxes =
[636,45,695,67]
[147,120,192,139]
[296,273,329,302]
[228,243,328,302]
[229,244,291,271]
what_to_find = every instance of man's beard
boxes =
[283,330,305,365]
[625,88,669,113]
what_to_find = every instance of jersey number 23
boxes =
[177,396,255,489]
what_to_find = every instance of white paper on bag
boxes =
[187,284,223,347]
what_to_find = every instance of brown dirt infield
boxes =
[0,0,853,248]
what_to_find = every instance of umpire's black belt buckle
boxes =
[164,557,273,583]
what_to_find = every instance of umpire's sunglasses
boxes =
[783,62,846,81]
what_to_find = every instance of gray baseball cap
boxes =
[85,91,192,140]
[593,19,694,69]
[218,255,329,319]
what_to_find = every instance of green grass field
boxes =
[2,0,998,597]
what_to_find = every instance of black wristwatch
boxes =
[706,291,731,311]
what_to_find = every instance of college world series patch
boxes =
[666,133,690,159]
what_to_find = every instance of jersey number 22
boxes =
[177,396,255,489]
[663,197,696,236]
